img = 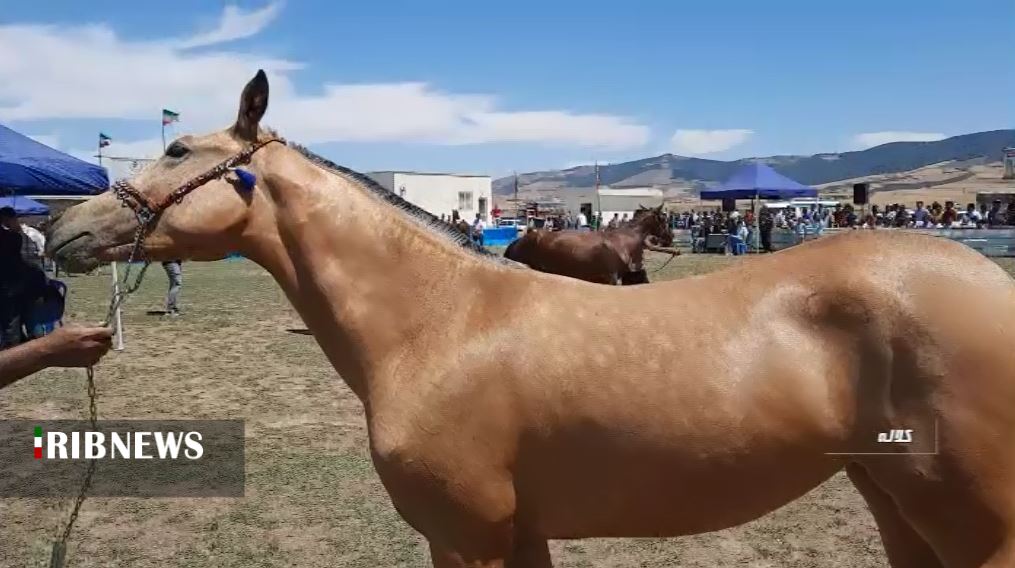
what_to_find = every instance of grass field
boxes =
[3,250,1013,567]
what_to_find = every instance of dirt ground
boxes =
[4,251,1012,567]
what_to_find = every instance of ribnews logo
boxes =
[32,425,204,460]
[3,420,245,497]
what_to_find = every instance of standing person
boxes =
[759,209,774,253]
[966,203,983,228]
[576,210,589,231]
[913,201,929,227]
[941,202,958,227]
[0,229,47,347]
[162,260,183,316]
[471,213,486,247]
[607,213,620,229]
[21,222,46,270]
[0,207,42,270]
[988,200,1004,228]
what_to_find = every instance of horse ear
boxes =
[234,70,270,141]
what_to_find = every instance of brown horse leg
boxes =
[858,453,1015,567]
[846,463,943,568]
[506,533,552,568]
[430,542,506,568]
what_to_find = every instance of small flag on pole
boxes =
[98,133,112,147]
[162,109,180,125]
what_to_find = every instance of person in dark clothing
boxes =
[988,200,1005,228]
[759,210,774,253]
[0,229,48,348]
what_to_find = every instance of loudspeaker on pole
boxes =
[853,183,869,205]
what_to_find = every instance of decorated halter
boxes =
[111,137,284,228]
[105,136,284,297]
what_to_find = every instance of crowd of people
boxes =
[670,198,1015,254]
[676,199,1015,234]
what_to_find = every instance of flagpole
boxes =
[161,121,166,152]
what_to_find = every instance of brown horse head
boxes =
[630,204,672,247]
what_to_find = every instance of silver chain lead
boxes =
[46,139,279,567]
[49,215,151,568]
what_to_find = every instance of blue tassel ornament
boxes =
[231,168,257,191]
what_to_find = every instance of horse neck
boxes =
[242,152,499,403]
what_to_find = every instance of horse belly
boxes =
[517,442,844,538]
[511,363,855,538]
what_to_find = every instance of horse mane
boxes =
[284,140,517,266]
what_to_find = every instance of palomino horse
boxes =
[49,70,1015,567]
[504,205,677,285]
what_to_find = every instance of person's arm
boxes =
[0,326,113,389]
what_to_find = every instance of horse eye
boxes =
[165,142,189,159]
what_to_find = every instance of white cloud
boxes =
[670,129,753,155]
[176,3,284,50]
[0,8,648,152]
[273,84,648,149]
[0,23,300,124]
[852,131,946,149]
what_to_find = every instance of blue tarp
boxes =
[0,195,49,216]
[0,124,108,196]
[483,227,518,246]
[700,162,817,200]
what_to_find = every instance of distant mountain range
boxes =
[493,129,1015,196]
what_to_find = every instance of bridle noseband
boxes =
[112,137,284,229]
[108,136,284,294]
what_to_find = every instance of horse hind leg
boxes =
[846,463,943,568]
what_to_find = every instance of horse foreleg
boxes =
[430,533,552,568]
[846,463,943,568]
[430,543,505,568]
[507,534,552,568]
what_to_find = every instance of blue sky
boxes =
[1,0,1012,178]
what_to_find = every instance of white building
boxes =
[560,187,665,222]
[366,171,492,220]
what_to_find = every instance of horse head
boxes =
[631,204,672,247]
[48,70,278,271]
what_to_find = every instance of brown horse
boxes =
[504,204,677,285]
[49,70,1015,567]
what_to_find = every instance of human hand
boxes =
[39,326,114,368]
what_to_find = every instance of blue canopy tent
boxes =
[699,163,817,252]
[0,195,50,216]
[0,124,108,196]
[700,162,817,200]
